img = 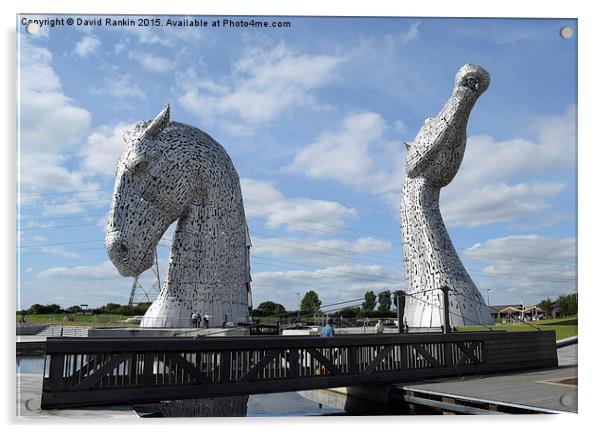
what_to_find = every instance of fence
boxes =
[40,330,557,409]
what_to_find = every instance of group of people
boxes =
[320,318,399,337]
[190,312,210,328]
[320,317,387,336]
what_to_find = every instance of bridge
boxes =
[40,330,557,409]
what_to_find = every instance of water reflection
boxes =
[17,356,45,374]
[247,392,344,417]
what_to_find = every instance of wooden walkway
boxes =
[396,365,577,413]
[40,330,558,409]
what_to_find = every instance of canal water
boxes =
[17,356,346,417]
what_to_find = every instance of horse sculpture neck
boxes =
[139,124,251,328]
[400,64,493,329]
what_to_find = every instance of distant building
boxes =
[489,304,545,322]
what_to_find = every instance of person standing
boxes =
[320,317,335,337]
[203,313,210,328]
[191,312,198,328]
[374,319,385,334]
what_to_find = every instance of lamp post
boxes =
[486,289,491,307]
[296,293,300,323]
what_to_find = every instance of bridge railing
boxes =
[40,331,557,409]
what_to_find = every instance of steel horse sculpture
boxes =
[401,64,494,328]
[105,105,252,329]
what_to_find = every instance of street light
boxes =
[296,293,300,322]
[486,289,492,306]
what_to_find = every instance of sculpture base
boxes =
[140,292,248,328]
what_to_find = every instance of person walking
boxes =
[320,317,335,337]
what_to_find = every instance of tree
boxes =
[362,290,377,312]
[377,290,392,313]
[300,290,321,313]
[334,306,360,318]
[93,303,122,314]
[555,293,577,317]
[255,301,286,316]
[29,303,62,314]
[538,298,554,318]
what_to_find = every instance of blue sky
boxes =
[17,15,577,311]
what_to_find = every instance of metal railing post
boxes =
[396,290,406,333]
[441,286,452,334]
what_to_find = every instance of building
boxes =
[489,304,545,322]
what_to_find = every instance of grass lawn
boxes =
[457,316,577,340]
[16,313,140,328]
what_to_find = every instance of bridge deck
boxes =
[396,365,577,413]
[40,331,558,409]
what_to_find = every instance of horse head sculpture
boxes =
[401,64,493,328]
[105,105,251,328]
[405,64,490,187]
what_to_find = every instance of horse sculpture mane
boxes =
[401,64,494,328]
[105,105,252,328]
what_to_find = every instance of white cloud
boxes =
[74,35,100,57]
[451,106,576,187]
[114,42,127,54]
[289,112,384,184]
[123,26,173,47]
[39,260,117,279]
[20,153,92,196]
[18,39,98,200]
[241,178,357,233]
[20,41,90,150]
[289,105,575,227]
[463,235,576,304]
[30,259,161,307]
[251,264,403,310]
[96,75,146,99]
[399,22,421,44]
[178,42,345,132]
[287,111,404,206]
[442,182,565,227]
[252,236,392,266]
[539,213,573,228]
[130,52,173,73]
[394,119,407,135]
[120,22,204,49]
[80,122,135,176]
[39,246,79,259]
[440,106,576,227]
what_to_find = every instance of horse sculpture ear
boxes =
[122,129,133,143]
[144,104,170,139]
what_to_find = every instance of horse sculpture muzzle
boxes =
[105,231,155,277]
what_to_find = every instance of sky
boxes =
[16,15,577,311]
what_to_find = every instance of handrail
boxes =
[44,331,512,353]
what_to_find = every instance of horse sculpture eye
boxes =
[465,76,480,91]
[132,160,149,174]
